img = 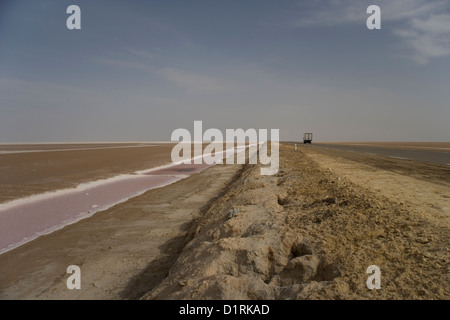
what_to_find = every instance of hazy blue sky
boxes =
[0,0,449,142]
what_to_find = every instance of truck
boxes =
[303,133,313,144]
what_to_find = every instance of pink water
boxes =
[0,162,212,255]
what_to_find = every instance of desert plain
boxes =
[0,142,449,299]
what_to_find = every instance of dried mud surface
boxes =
[0,163,243,299]
[0,144,175,204]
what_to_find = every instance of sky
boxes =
[0,0,449,142]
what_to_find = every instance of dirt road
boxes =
[312,142,450,166]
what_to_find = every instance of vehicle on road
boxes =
[303,133,313,144]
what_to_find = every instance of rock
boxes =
[227,208,241,219]
[417,237,430,244]
[322,197,337,205]
[279,255,321,286]
[178,280,188,287]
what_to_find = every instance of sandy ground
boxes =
[144,143,449,299]
[1,142,448,299]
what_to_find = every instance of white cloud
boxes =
[394,14,450,64]
[95,58,156,73]
[291,0,447,27]
[159,68,237,95]
[127,48,156,59]
[411,13,450,33]
[95,53,237,95]
[290,0,450,65]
